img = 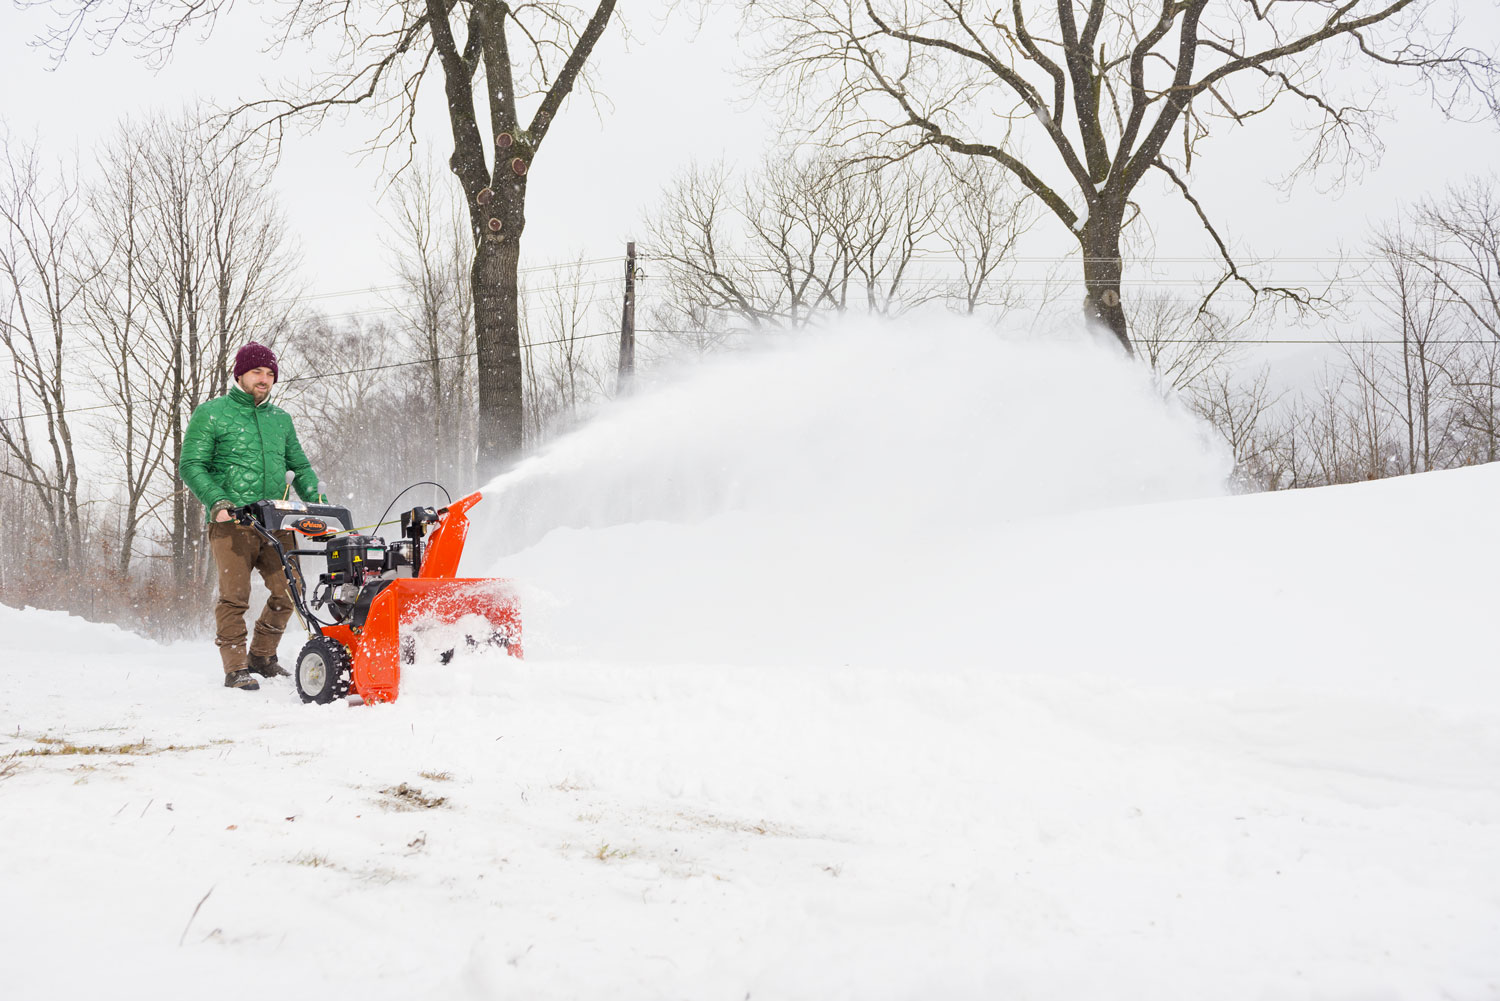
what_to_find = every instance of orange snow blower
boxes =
[235,487,521,704]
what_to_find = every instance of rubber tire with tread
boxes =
[295,635,352,704]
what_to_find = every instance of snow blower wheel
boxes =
[295,635,351,704]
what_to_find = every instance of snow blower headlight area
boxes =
[234,487,523,706]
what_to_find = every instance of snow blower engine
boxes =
[234,483,522,704]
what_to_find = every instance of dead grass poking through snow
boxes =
[291,853,334,868]
[380,783,447,810]
[16,735,207,758]
[593,843,634,862]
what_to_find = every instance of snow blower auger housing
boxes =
[235,491,522,704]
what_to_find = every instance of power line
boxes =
[633,273,1500,290]
[262,255,625,307]
[10,318,1500,427]
[635,251,1429,266]
[1149,338,1500,345]
[635,327,1500,347]
[52,274,627,335]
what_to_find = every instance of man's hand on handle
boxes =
[210,499,247,524]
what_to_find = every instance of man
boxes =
[179,342,327,692]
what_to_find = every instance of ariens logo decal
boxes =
[293,517,330,537]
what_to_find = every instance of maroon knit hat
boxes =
[233,342,279,382]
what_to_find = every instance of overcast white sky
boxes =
[4,1,1500,374]
[0,7,771,296]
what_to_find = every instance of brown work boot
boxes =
[247,653,290,678]
[224,669,261,691]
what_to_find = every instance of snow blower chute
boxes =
[234,488,521,704]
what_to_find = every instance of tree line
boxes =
[1186,179,1500,491]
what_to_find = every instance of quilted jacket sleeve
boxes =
[179,402,230,511]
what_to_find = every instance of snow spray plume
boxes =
[466,315,1230,566]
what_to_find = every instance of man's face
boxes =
[238,366,275,404]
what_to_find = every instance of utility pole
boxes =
[617,241,636,394]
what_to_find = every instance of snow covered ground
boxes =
[3,323,1499,1000]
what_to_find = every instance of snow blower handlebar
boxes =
[232,498,360,635]
[228,490,483,636]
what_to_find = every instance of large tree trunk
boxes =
[420,0,617,480]
[1080,218,1131,354]
[422,0,617,480]
[465,163,530,481]
[472,231,526,481]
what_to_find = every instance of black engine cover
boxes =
[325,535,387,587]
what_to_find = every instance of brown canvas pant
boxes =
[208,522,302,674]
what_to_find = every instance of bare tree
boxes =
[1369,223,1463,473]
[1131,291,1239,395]
[520,256,610,443]
[745,1,1500,350]
[1302,364,1356,486]
[202,132,300,399]
[277,314,409,511]
[1447,336,1500,465]
[122,112,299,595]
[1362,174,1500,473]
[936,158,1036,316]
[648,151,1030,328]
[1402,176,1500,340]
[385,159,478,487]
[0,135,86,572]
[75,122,174,575]
[1338,342,1403,481]
[1188,364,1278,489]
[649,161,775,328]
[1246,402,1304,493]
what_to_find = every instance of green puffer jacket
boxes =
[179,386,324,521]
